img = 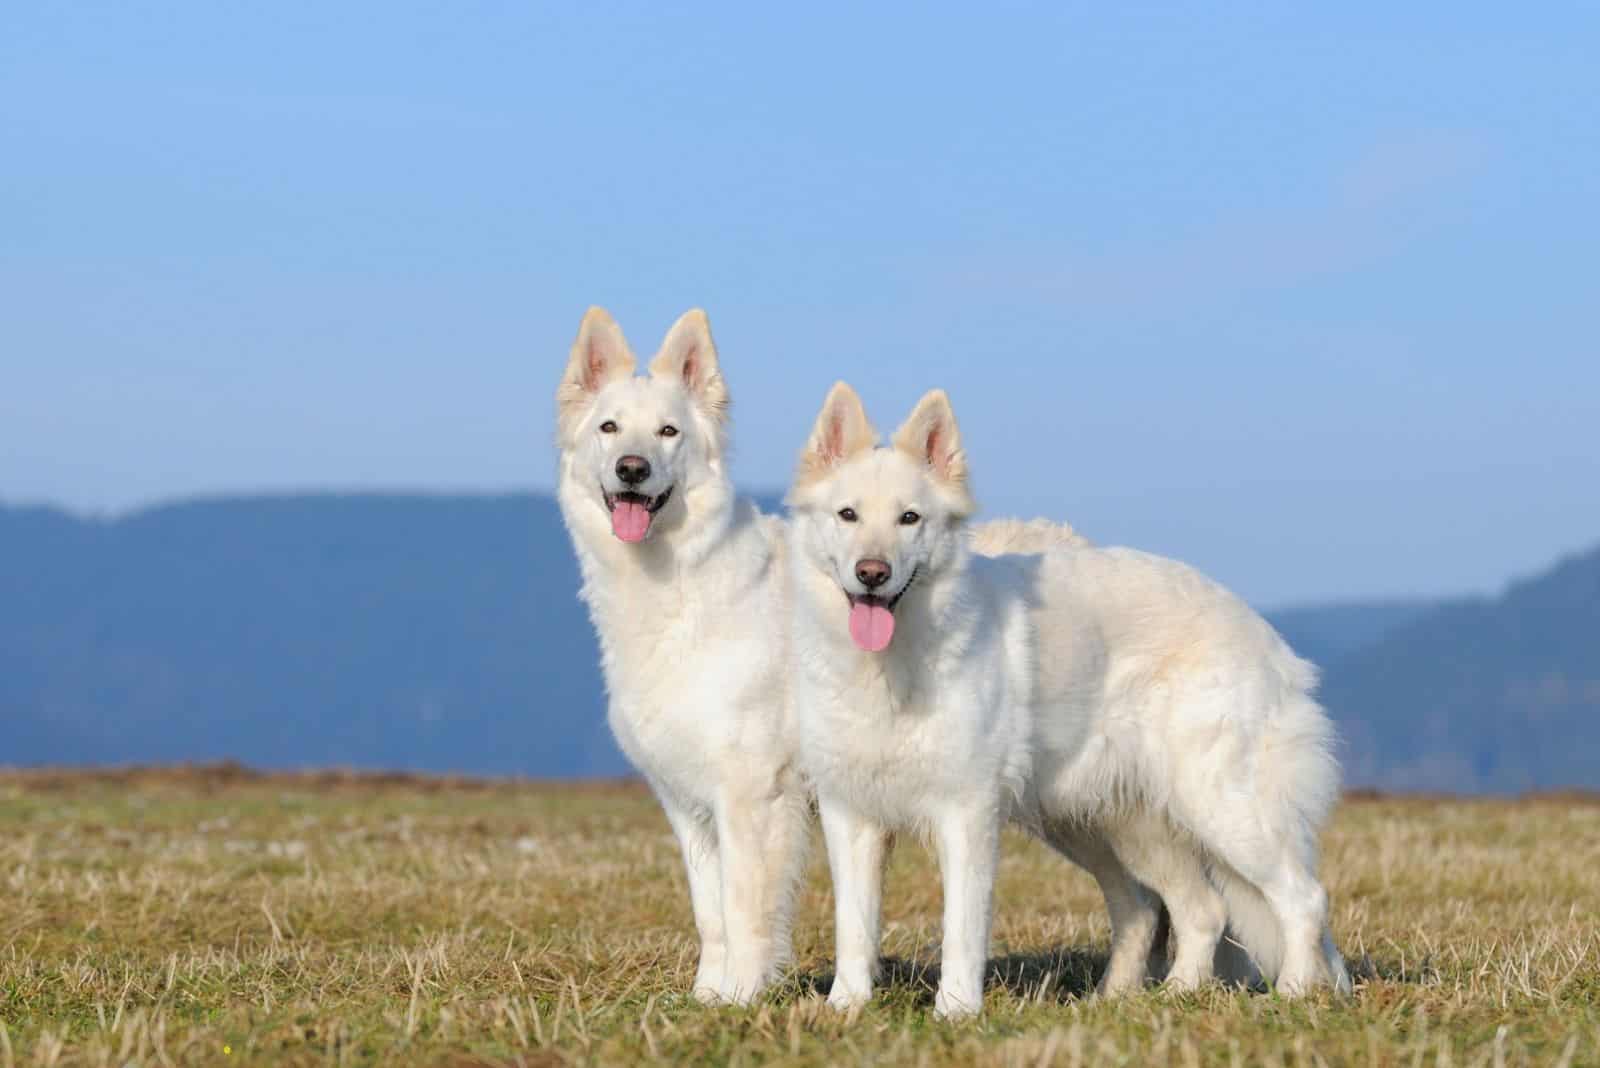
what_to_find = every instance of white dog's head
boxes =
[787,382,976,653]
[556,307,731,547]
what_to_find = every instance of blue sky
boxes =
[3,4,1597,606]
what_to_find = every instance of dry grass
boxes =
[1,767,1596,1066]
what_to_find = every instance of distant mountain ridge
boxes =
[0,495,625,777]
[3,494,1596,792]
[1262,599,1443,671]
[1320,544,1600,793]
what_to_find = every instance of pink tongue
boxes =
[610,500,652,542]
[848,601,896,652]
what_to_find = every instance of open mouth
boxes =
[603,485,674,543]
[843,567,918,653]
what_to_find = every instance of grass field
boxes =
[1,767,1596,1066]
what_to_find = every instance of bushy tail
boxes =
[1211,671,1351,990]
[1265,687,1343,902]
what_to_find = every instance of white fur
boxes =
[788,384,1351,1017]
[556,308,807,1004]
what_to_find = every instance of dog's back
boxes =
[970,516,1091,556]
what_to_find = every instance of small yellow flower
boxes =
[224,1045,232,1055]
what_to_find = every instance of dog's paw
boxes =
[1272,962,1333,998]
[826,982,872,1012]
[691,979,732,1005]
[692,967,727,1005]
[1161,963,1211,992]
[714,967,774,1008]
[691,946,728,1004]
[932,986,982,1020]
[1096,961,1149,997]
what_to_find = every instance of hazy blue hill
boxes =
[4,495,1597,791]
[0,495,625,776]
[1263,599,1443,673]
[1319,545,1600,793]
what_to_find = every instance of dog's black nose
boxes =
[855,558,892,589]
[616,455,651,485]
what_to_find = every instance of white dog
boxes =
[555,307,808,1003]
[788,382,1350,1018]
[557,312,1164,1007]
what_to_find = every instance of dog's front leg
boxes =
[662,801,728,1003]
[931,799,1000,1019]
[819,791,888,1011]
[712,786,800,1004]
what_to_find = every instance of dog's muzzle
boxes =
[841,566,919,653]
[601,484,675,543]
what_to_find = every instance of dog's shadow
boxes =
[797,947,1108,1006]
[796,949,1399,1005]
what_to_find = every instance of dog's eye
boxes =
[599,420,618,434]
[899,510,921,526]
[658,424,678,438]
[837,507,858,522]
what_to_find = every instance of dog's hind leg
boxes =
[663,800,729,1003]
[1044,824,1160,995]
[1177,693,1349,995]
[1185,801,1340,995]
[1106,814,1227,991]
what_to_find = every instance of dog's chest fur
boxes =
[574,513,790,808]
[799,632,1024,827]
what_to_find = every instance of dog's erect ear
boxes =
[650,309,729,423]
[558,307,635,437]
[563,307,636,394]
[892,389,974,513]
[795,381,876,488]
